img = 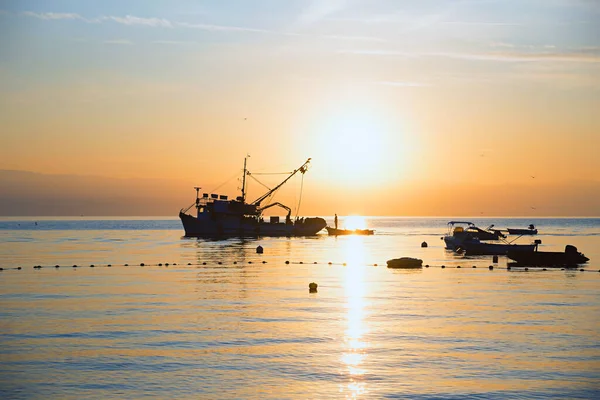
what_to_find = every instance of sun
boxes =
[343,215,367,230]
[308,103,408,187]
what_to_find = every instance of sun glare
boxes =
[311,104,405,186]
[343,215,367,230]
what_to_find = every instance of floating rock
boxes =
[421,242,428,248]
[387,257,423,269]
[309,282,318,293]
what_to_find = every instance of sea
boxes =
[1,216,599,399]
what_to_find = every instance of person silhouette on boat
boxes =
[334,214,338,229]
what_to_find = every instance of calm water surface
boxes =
[1,217,599,399]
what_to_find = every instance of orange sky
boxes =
[1,1,599,216]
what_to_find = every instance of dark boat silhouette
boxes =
[326,227,374,236]
[508,245,589,266]
[179,157,326,237]
[506,224,538,235]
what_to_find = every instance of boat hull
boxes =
[460,242,536,256]
[326,227,374,236]
[508,250,589,266]
[179,211,326,237]
[507,228,538,235]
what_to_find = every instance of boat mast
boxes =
[241,156,248,202]
[252,158,311,207]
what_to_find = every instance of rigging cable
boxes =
[295,173,305,219]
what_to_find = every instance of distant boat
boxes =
[443,221,504,251]
[326,227,374,236]
[179,157,326,237]
[459,241,537,256]
[507,224,538,235]
[508,244,589,266]
[387,257,423,269]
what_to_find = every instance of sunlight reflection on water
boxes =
[0,217,599,399]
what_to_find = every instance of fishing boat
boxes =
[179,158,326,237]
[508,244,589,266]
[443,221,504,250]
[326,227,374,236]
[506,224,538,235]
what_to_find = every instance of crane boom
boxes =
[251,158,311,206]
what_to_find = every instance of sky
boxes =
[1,0,599,216]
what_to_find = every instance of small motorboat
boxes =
[507,224,538,235]
[443,221,504,251]
[508,245,589,266]
[387,257,423,269]
[326,227,374,236]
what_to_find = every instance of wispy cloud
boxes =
[103,39,134,45]
[339,48,600,63]
[18,9,385,42]
[176,21,268,33]
[22,11,91,22]
[104,15,172,28]
[297,0,349,24]
[375,81,430,88]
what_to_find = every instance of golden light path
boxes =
[339,236,372,398]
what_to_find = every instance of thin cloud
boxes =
[375,81,430,88]
[298,0,348,24]
[103,15,172,28]
[22,11,92,22]
[176,21,269,33]
[339,48,600,63]
[103,39,134,45]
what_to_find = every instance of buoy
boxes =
[158,263,163,266]
[421,241,428,248]
[525,267,529,271]
[457,265,461,268]
[202,262,206,265]
[108,264,112,267]
[218,262,222,265]
[492,255,498,263]
[17,267,22,270]
[314,262,317,264]
[441,265,445,269]
[233,261,237,265]
[256,245,263,254]
[73,265,78,268]
[55,265,60,268]
[248,261,252,264]
[543,268,547,271]
[285,261,290,264]
[374,263,378,267]
[489,265,493,270]
[0,268,3,271]
[580,269,584,272]
[124,263,128,266]
[173,263,177,266]
[262,261,266,264]
[472,265,476,268]
[187,263,191,265]
[299,261,303,264]
[165,263,169,266]
[328,262,332,265]
[507,266,511,270]
[343,263,347,266]
[90,264,94,268]
[309,282,318,293]
[425,264,429,268]
[140,263,144,266]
